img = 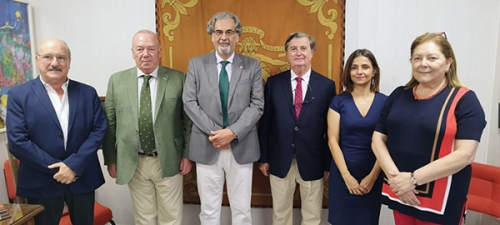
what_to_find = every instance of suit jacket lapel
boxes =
[67,80,78,133]
[31,77,62,131]
[297,71,318,121]
[227,54,243,104]
[155,67,168,121]
[279,71,296,119]
[205,55,222,107]
[127,69,139,123]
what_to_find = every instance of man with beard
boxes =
[182,12,264,225]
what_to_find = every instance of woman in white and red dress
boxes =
[372,32,486,225]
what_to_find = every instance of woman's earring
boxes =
[371,77,375,85]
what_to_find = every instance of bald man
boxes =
[102,30,192,225]
[6,38,107,225]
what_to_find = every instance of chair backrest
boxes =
[467,162,500,218]
[4,144,27,204]
[3,160,17,201]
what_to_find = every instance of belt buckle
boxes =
[139,152,158,157]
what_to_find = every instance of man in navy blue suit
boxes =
[259,32,336,225]
[6,38,106,225]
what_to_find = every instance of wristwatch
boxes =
[410,172,418,187]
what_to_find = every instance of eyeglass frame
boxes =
[293,81,315,106]
[436,32,447,40]
[37,54,70,63]
[213,29,237,37]
[409,32,449,63]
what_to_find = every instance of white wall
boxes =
[30,0,156,96]
[0,0,499,224]
[344,1,500,224]
[345,0,499,166]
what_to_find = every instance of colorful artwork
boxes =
[0,0,34,127]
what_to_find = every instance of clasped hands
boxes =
[208,128,236,150]
[48,162,77,184]
[343,172,376,196]
[387,171,420,206]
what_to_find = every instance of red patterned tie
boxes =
[294,77,303,119]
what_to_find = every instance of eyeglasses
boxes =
[436,32,447,40]
[293,82,315,106]
[38,54,69,63]
[213,30,236,37]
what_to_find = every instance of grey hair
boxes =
[206,12,242,36]
[284,32,316,51]
[132,29,161,47]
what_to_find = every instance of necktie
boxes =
[219,61,229,128]
[294,77,303,119]
[139,75,155,154]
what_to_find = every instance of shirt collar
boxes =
[215,51,235,65]
[290,68,311,84]
[40,76,69,89]
[136,66,159,78]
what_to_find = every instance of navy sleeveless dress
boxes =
[328,92,387,225]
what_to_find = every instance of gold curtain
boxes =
[156,0,345,207]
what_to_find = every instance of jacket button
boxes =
[291,144,295,148]
[134,145,137,149]
[294,126,299,131]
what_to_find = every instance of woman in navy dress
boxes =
[372,33,486,225]
[328,49,386,224]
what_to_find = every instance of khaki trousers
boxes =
[270,158,324,225]
[128,155,183,225]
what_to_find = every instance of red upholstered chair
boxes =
[58,202,115,225]
[3,159,17,202]
[467,162,500,219]
[3,160,115,225]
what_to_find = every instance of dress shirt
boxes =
[291,69,311,101]
[40,77,70,150]
[215,52,235,82]
[136,67,159,122]
[136,67,159,153]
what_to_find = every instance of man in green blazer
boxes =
[102,30,192,225]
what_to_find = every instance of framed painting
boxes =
[0,0,36,128]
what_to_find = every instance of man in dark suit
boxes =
[182,12,264,225]
[6,38,107,225]
[103,30,192,225]
[259,32,336,225]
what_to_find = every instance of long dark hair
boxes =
[341,49,380,93]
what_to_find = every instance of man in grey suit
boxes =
[103,30,192,225]
[182,12,264,225]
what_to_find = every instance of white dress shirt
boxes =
[137,67,159,153]
[136,67,159,122]
[215,52,235,82]
[40,77,69,150]
[291,69,311,101]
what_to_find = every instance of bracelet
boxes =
[410,172,418,187]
